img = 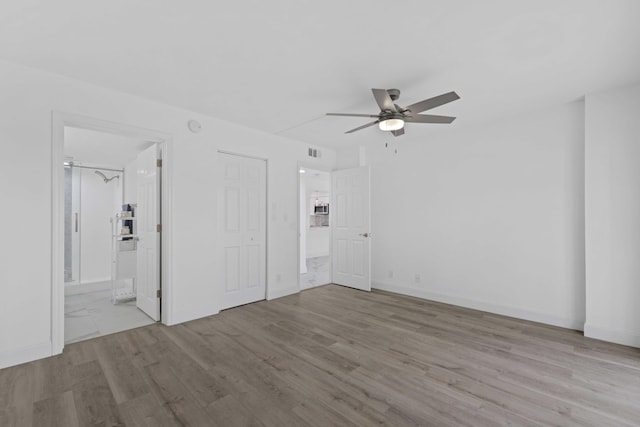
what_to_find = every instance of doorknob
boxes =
[359,232,370,238]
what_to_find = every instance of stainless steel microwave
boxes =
[314,204,329,215]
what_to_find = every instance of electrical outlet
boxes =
[414,274,421,283]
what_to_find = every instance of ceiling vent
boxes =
[308,147,322,158]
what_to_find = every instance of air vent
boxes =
[308,148,322,158]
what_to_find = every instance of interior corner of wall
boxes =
[584,323,640,349]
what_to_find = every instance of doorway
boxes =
[298,165,372,292]
[52,113,171,355]
[299,166,332,289]
[63,127,160,343]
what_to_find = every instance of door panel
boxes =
[336,239,348,274]
[331,166,371,291]
[247,244,260,288]
[225,247,241,292]
[136,144,160,321]
[218,153,266,310]
[247,189,260,231]
[225,187,240,231]
[353,241,365,276]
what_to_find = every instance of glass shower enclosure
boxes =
[64,164,81,283]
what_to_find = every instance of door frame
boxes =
[51,112,173,355]
[296,162,333,291]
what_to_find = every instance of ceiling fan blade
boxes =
[326,113,380,118]
[404,91,460,114]
[404,114,456,124]
[345,120,379,134]
[391,128,405,137]
[372,89,397,112]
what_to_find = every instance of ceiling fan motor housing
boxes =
[387,88,400,101]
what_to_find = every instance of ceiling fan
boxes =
[327,88,460,136]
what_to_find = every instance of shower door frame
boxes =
[51,112,173,356]
[64,165,81,284]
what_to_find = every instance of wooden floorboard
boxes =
[2,284,640,426]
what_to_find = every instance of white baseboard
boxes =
[372,281,584,331]
[167,306,220,326]
[267,286,299,301]
[167,285,299,326]
[584,323,640,348]
[0,341,52,369]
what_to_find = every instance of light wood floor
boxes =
[2,285,640,426]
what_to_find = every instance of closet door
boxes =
[218,152,266,310]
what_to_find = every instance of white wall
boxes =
[78,167,121,285]
[369,101,586,330]
[0,59,335,368]
[585,82,640,347]
[124,161,137,205]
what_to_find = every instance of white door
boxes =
[218,152,267,310]
[136,144,160,320]
[331,166,371,291]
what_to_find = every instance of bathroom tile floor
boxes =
[300,255,330,289]
[64,289,155,344]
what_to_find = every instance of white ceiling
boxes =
[3,1,640,149]
[64,127,154,168]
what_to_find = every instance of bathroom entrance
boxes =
[61,125,163,344]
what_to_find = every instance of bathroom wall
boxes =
[78,167,122,286]
[124,160,137,205]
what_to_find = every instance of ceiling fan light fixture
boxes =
[378,118,404,131]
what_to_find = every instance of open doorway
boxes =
[299,166,332,289]
[62,126,161,344]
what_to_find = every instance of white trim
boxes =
[217,150,268,162]
[372,281,584,331]
[0,341,52,370]
[52,113,65,355]
[160,141,174,325]
[51,112,174,357]
[168,307,219,326]
[267,286,299,301]
[584,323,640,348]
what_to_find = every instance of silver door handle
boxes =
[359,232,370,238]
[75,213,79,232]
